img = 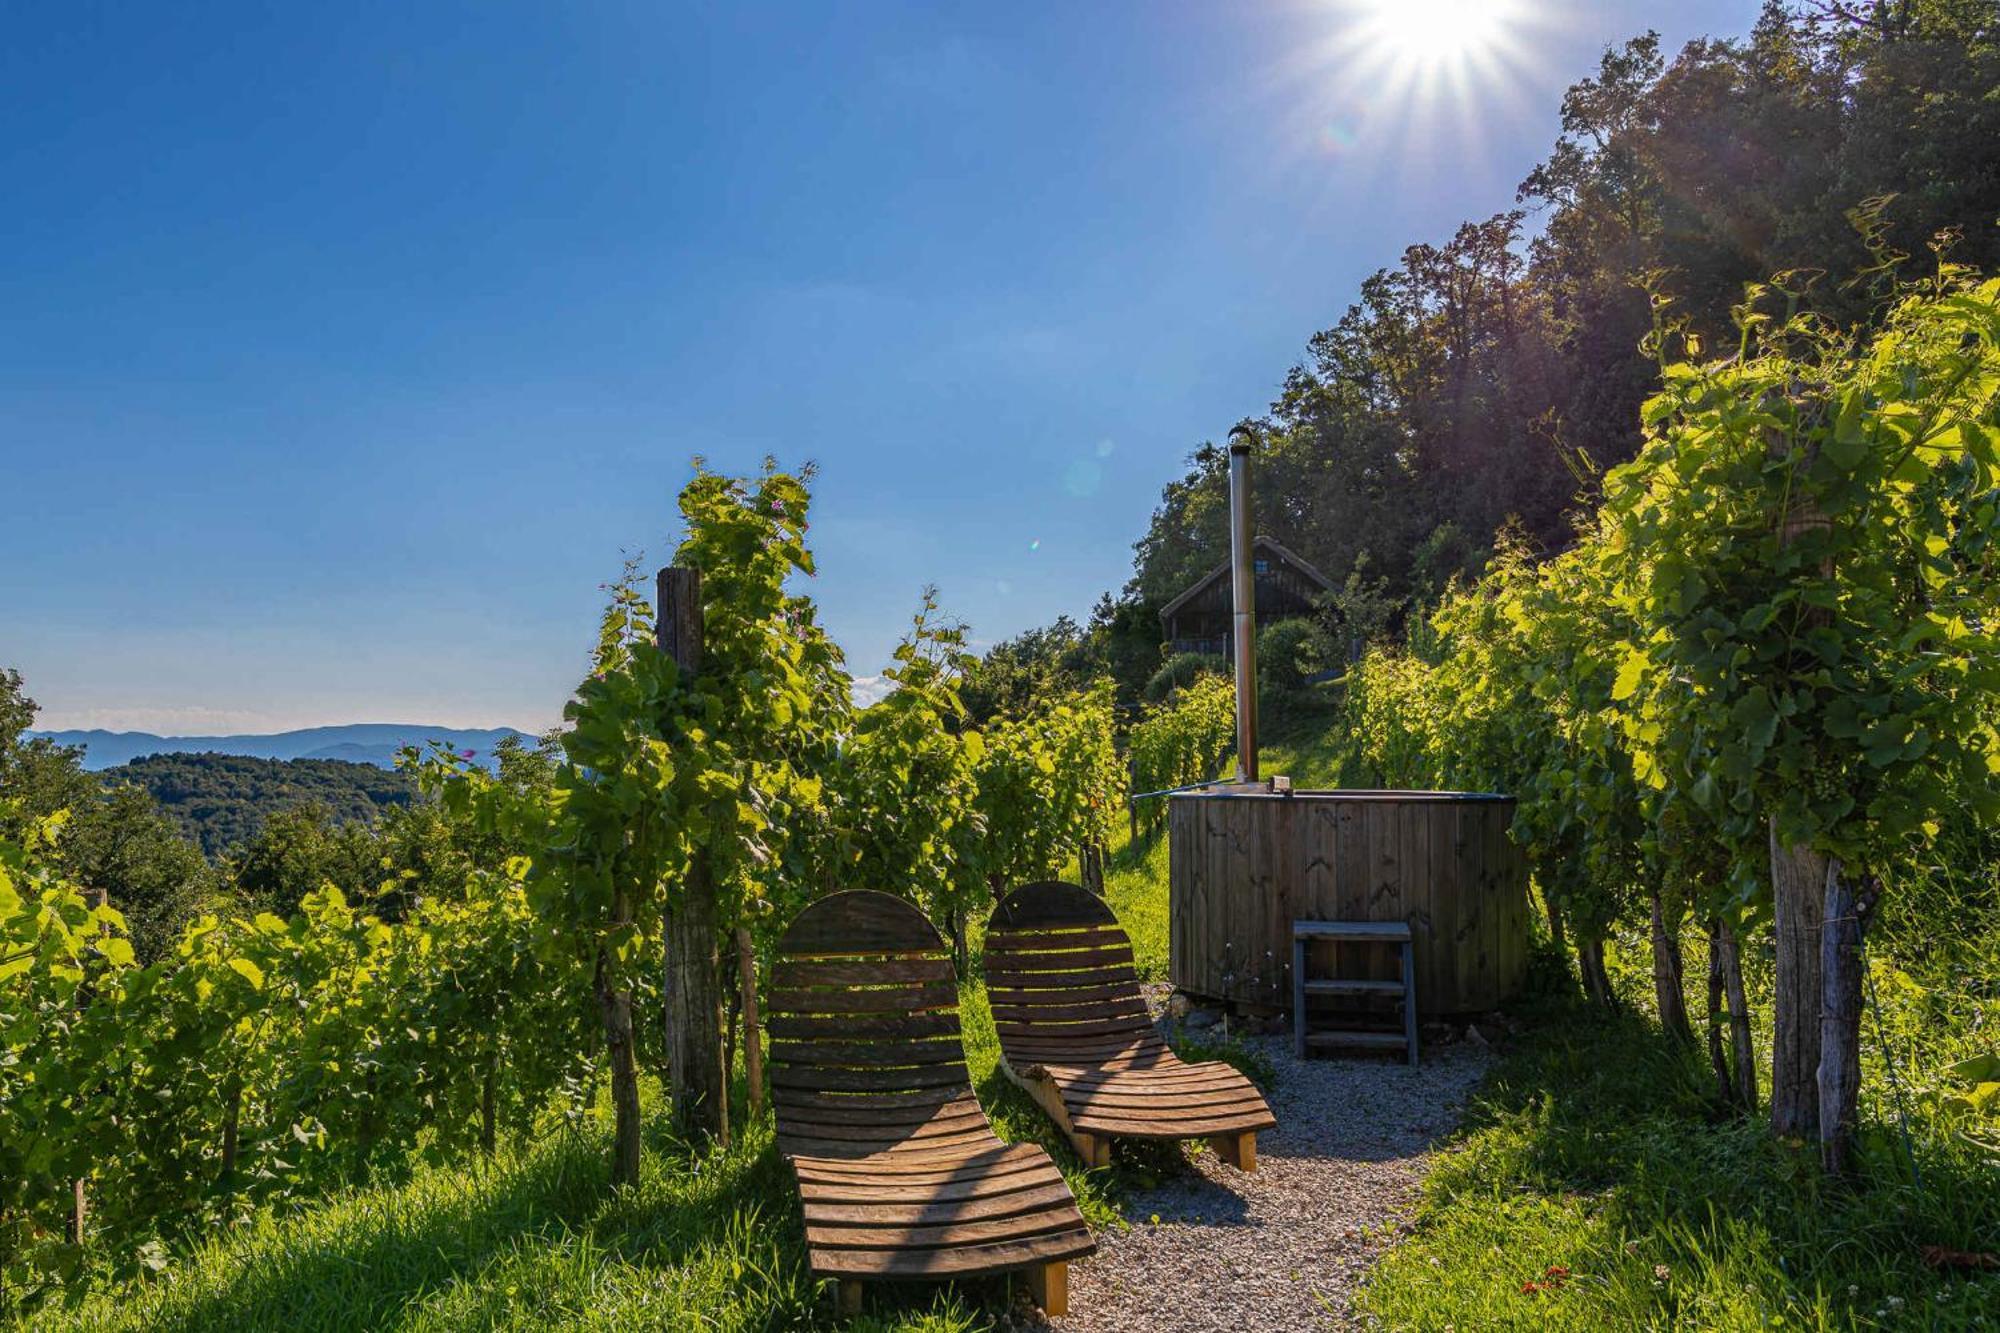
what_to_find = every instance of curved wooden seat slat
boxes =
[983,880,1277,1171]
[770,889,1093,1316]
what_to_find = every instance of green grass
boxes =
[1354,848,2000,1333]
[1354,985,2000,1330]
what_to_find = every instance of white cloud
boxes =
[849,675,897,709]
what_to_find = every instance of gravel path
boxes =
[1024,1000,1490,1333]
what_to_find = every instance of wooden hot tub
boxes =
[1168,788,1528,1017]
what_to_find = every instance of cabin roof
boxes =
[1157,536,1334,625]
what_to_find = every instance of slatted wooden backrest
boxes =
[985,881,1154,1051]
[768,890,972,1156]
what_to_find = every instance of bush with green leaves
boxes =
[1142,650,1225,702]
[1128,674,1236,832]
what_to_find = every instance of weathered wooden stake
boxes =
[1705,918,1732,1104]
[737,925,763,1123]
[1717,916,1757,1111]
[1649,890,1693,1045]
[659,566,728,1146]
[1770,829,1830,1139]
[1818,873,1873,1175]
[1127,755,1140,843]
[1577,936,1613,1009]
[596,938,643,1186]
[70,886,108,1247]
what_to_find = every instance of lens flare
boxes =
[1353,0,1518,74]
[1266,0,1555,188]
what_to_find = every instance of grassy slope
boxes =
[40,707,2000,1329]
[36,721,1315,1333]
[36,986,1168,1333]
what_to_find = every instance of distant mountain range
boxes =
[28,723,534,771]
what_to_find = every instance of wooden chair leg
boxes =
[1026,1260,1069,1316]
[837,1280,863,1315]
[1208,1131,1257,1172]
[1070,1129,1112,1169]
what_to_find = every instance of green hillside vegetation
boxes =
[115,752,416,858]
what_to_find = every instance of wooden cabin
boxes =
[1157,536,1333,657]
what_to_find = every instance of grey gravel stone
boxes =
[1031,987,1488,1333]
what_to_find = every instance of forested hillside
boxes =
[115,753,415,857]
[969,5,2000,714]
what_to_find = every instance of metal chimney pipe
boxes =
[1227,425,1259,786]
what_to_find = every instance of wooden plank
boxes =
[772,1084,965,1114]
[1304,1029,1407,1050]
[802,1181,1079,1228]
[780,1132,1004,1162]
[792,1144,1048,1184]
[808,1231,1095,1278]
[986,981,1135,1007]
[986,925,1127,954]
[768,1039,964,1068]
[771,957,953,989]
[988,998,1149,1025]
[781,1113,991,1143]
[1072,1096,1272,1128]
[766,982,957,1014]
[1302,978,1404,995]
[766,1012,959,1041]
[1047,1066,1249,1093]
[773,1096,984,1127]
[793,1159,1058,1196]
[1274,796,1299,1009]
[980,944,1134,974]
[1369,803,1400,983]
[1071,1091,1270,1119]
[770,1063,969,1093]
[993,1015,1152,1041]
[1291,921,1412,941]
[806,1205,1084,1251]
[986,962,1138,990]
[1333,800,1368,986]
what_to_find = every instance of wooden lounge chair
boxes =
[769,889,1095,1317]
[985,880,1276,1171]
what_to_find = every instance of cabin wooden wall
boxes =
[1168,792,1527,1016]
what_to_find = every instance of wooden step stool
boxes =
[1292,920,1418,1065]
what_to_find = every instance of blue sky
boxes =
[2,1,1754,734]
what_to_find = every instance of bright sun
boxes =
[1355,0,1518,72]
[1270,0,1551,180]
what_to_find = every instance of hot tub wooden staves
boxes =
[1168,789,1528,1018]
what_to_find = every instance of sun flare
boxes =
[1353,0,1519,73]
[1271,0,1549,175]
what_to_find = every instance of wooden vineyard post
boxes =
[658,566,729,1146]
[70,885,110,1249]
[1128,755,1139,843]
[736,925,763,1123]
[1770,457,1836,1144]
